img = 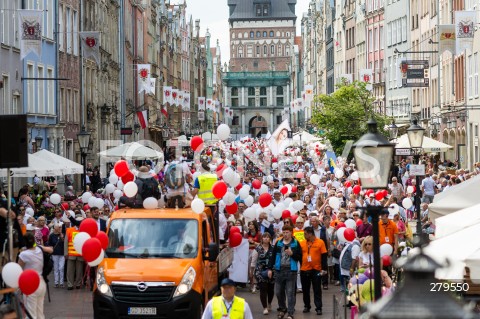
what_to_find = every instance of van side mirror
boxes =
[206,243,218,262]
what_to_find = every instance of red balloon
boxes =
[225,202,238,214]
[291,214,298,224]
[229,232,243,248]
[83,204,90,211]
[190,136,204,152]
[19,270,40,295]
[212,181,228,199]
[235,183,243,191]
[296,172,304,179]
[79,218,98,238]
[114,160,129,177]
[382,189,389,197]
[280,186,288,195]
[337,222,346,229]
[291,185,298,193]
[258,193,272,208]
[365,189,373,197]
[375,191,384,201]
[344,228,356,242]
[344,181,351,188]
[252,179,262,189]
[121,171,135,184]
[382,255,392,267]
[230,226,240,234]
[95,231,109,250]
[282,210,291,219]
[216,164,226,178]
[82,238,103,262]
[356,219,363,226]
[412,186,416,193]
[352,185,361,195]
[61,202,69,210]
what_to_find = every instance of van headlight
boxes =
[96,267,113,297]
[174,266,196,297]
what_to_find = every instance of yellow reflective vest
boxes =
[212,296,246,319]
[197,173,218,205]
[66,227,81,257]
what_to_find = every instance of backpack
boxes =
[40,246,53,281]
[139,178,160,200]
[340,242,360,271]
[165,164,185,190]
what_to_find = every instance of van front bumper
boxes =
[93,288,202,319]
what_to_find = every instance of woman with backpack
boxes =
[47,223,65,288]
[18,232,53,319]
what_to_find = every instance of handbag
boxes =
[260,269,269,280]
[332,248,341,259]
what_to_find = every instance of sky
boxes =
[173,0,310,64]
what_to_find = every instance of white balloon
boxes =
[284,197,293,207]
[242,184,251,192]
[231,173,241,187]
[217,158,223,165]
[88,250,105,267]
[272,207,282,219]
[223,192,236,205]
[116,180,124,190]
[380,244,393,257]
[50,193,61,205]
[81,192,92,204]
[388,204,400,216]
[293,200,304,211]
[2,262,23,288]
[113,189,123,199]
[222,167,235,184]
[25,207,34,216]
[95,198,105,209]
[310,174,320,186]
[337,227,346,243]
[402,198,413,209]
[191,198,205,214]
[272,163,278,169]
[105,184,116,194]
[243,207,256,222]
[329,197,340,209]
[88,196,97,208]
[350,171,359,181]
[108,174,119,185]
[143,197,158,209]
[73,232,91,255]
[259,184,268,195]
[217,124,231,140]
[239,187,250,199]
[406,186,414,194]
[275,202,286,212]
[288,203,298,214]
[267,175,274,182]
[124,182,138,198]
[345,219,356,229]
[244,195,254,207]
[334,169,344,179]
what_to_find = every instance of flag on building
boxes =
[206,99,213,111]
[161,105,168,118]
[396,57,407,87]
[163,86,172,105]
[79,31,101,65]
[290,101,296,113]
[183,92,190,111]
[171,89,179,106]
[136,110,148,129]
[455,11,476,53]
[359,69,373,91]
[339,74,353,84]
[304,85,314,101]
[178,91,184,108]
[438,25,456,55]
[148,78,156,95]
[18,10,42,60]
[198,97,205,110]
[137,64,151,94]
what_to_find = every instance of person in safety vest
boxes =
[202,278,253,319]
[191,162,218,205]
[64,213,84,290]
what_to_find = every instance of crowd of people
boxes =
[1,135,480,318]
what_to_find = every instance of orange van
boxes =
[93,207,229,319]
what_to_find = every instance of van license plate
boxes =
[128,307,157,315]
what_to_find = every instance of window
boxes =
[244,32,248,38]
[66,89,71,122]
[1,75,9,114]
[66,7,72,53]
[387,23,392,46]
[263,5,269,16]
[59,5,64,51]
[396,19,401,44]
[247,45,253,57]
[256,45,260,56]
[475,52,479,96]
[47,68,54,114]
[73,90,78,122]
[285,45,290,56]
[238,46,243,58]
[263,31,267,37]
[1,3,9,45]
[256,4,262,16]
[260,87,267,95]
[232,32,236,39]
[374,27,378,51]
[256,31,260,38]
[38,65,45,114]
[73,10,78,55]
[27,63,34,112]
[248,87,255,95]
[270,31,274,37]
[60,88,65,121]
[368,29,373,52]
[46,0,53,39]
[263,45,267,55]
[278,44,282,56]
[250,31,254,38]
[232,87,238,96]
[276,86,284,105]
[259,87,267,106]
[380,26,384,49]
[271,45,275,55]
[402,17,407,42]
[392,21,397,45]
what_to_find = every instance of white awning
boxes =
[394,134,453,152]
[0,154,59,177]
[98,142,164,160]
[32,149,84,175]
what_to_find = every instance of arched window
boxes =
[238,46,243,58]
[270,31,274,37]
[278,44,283,56]
[250,31,254,38]
[238,32,242,39]
[232,87,238,96]
[263,45,267,55]
[232,33,235,39]
[244,32,248,38]
[256,45,260,56]
[271,45,275,55]
[256,31,261,38]
[276,86,284,95]
[263,31,267,37]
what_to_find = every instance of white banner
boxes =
[228,239,249,283]
[359,69,373,91]
[206,99,213,111]
[455,11,476,53]
[137,64,151,94]
[177,91,184,109]
[198,97,205,110]
[18,10,42,60]
[183,92,190,111]
[439,24,456,55]
[79,31,101,65]
[148,78,156,95]
[171,89,179,106]
[163,86,172,105]
[267,119,291,156]
[198,111,205,121]
[304,84,314,102]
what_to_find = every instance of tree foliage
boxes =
[311,81,389,155]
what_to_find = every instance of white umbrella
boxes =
[98,142,164,160]
[32,149,84,175]
[0,154,58,177]
[292,131,323,143]
[434,202,480,239]
[395,134,453,152]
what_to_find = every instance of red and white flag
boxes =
[177,91,184,108]
[161,105,168,118]
[359,69,373,91]
[137,64,151,93]
[79,31,101,65]
[163,86,172,104]
[198,97,205,110]
[18,10,42,60]
[136,110,148,129]
[148,78,156,95]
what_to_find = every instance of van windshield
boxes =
[106,218,199,259]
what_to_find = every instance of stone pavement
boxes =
[43,278,346,318]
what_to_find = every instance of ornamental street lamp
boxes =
[388,120,399,140]
[35,135,43,151]
[353,118,394,301]
[407,120,426,243]
[77,127,91,192]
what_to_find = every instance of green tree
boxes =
[311,80,389,155]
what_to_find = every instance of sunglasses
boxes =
[365,243,372,246]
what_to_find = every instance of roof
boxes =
[228,0,297,22]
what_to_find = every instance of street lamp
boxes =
[134,123,141,139]
[34,135,43,151]
[388,120,399,140]
[77,127,91,192]
[353,118,394,302]
[113,118,120,131]
[406,119,425,242]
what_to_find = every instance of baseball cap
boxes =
[220,278,236,287]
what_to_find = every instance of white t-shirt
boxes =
[358,251,374,267]
[19,247,43,276]
[339,242,361,276]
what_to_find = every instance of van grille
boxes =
[111,284,174,304]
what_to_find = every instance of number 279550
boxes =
[430,282,469,292]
